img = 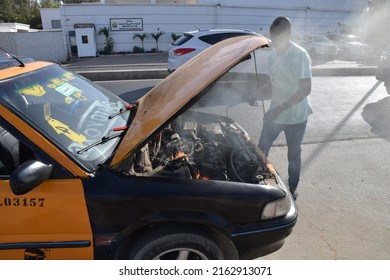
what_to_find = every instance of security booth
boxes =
[68,31,77,57]
[74,24,97,58]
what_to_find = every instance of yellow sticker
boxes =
[74,91,87,101]
[63,72,75,82]
[20,84,46,97]
[46,117,86,145]
[64,96,73,104]
[47,72,75,89]
[47,78,64,89]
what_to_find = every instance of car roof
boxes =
[0,57,35,71]
[327,33,357,38]
[183,28,259,36]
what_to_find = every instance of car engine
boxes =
[128,111,273,185]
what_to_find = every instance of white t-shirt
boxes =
[268,42,313,124]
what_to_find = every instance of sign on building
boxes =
[110,18,143,31]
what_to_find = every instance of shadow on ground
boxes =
[362,95,390,142]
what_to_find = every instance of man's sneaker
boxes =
[292,191,298,201]
[289,188,298,200]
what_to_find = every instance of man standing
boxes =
[259,16,313,200]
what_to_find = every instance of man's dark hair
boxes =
[270,16,292,35]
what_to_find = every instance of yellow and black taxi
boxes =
[0,35,297,260]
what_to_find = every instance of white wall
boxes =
[40,8,62,30]
[0,31,67,63]
[59,1,368,55]
[0,23,31,32]
[199,0,366,11]
[103,0,197,3]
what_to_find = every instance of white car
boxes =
[326,34,373,59]
[168,29,263,73]
[297,34,339,58]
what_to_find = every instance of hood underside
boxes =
[110,35,269,167]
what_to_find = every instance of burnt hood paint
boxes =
[109,35,270,167]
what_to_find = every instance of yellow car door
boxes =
[0,177,93,260]
[0,106,93,260]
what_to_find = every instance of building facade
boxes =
[0,23,34,32]
[41,0,369,57]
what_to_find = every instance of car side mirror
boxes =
[10,160,52,195]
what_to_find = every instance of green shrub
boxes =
[133,46,144,53]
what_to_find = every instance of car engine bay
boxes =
[127,111,275,185]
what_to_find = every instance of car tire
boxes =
[128,226,232,260]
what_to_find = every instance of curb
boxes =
[312,66,377,77]
[72,66,377,81]
[76,69,169,81]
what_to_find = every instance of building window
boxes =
[51,20,62,29]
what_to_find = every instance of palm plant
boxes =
[98,26,109,38]
[150,31,165,52]
[98,27,114,54]
[133,33,148,52]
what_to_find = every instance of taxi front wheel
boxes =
[128,227,232,260]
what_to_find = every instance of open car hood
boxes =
[109,35,270,168]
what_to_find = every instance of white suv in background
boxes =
[296,34,339,59]
[326,34,373,60]
[168,29,262,73]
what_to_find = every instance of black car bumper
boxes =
[232,210,298,260]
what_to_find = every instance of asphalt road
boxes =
[96,76,390,144]
[97,76,390,259]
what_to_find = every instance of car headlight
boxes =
[261,196,291,220]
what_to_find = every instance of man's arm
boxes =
[265,78,311,120]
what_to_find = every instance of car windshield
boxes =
[0,64,129,171]
[199,32,253,45]
[172,34,193,46]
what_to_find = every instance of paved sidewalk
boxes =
[64,53,168,80]
[262,137,390,260]
[63,53,377,81]
[312,59,377,76]
[63,53,168,68]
